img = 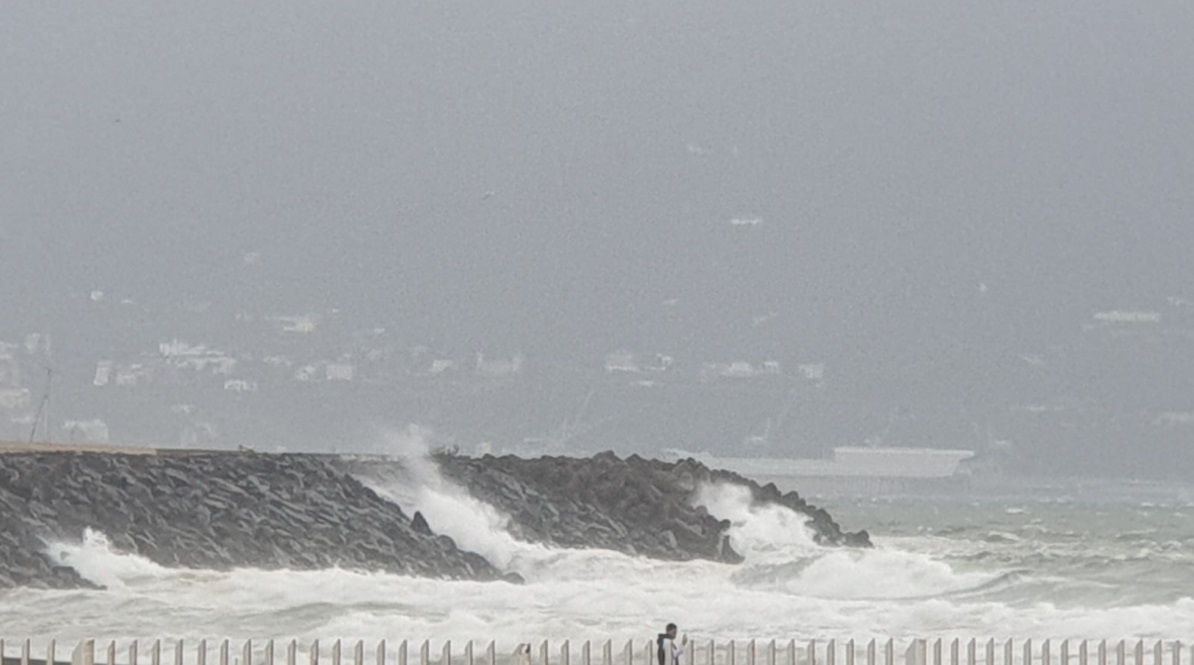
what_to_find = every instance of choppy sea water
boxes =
[2,466,1192,646]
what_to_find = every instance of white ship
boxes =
[670,446,977,496]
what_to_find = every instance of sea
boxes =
[2,459,1193,649]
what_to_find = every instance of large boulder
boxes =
[431,451,871,562]
[0,451,505,589]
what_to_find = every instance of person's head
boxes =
[665,623,677,639]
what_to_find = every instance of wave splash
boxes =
[17,428,1194,643]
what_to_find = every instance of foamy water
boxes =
[3,437,1194,644]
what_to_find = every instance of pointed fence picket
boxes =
[0,640,1191,665]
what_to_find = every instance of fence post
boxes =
[376,642,385,665]
[967,641,975,665]
[560,643,568,665]
[951,640,959,665]
[1152,643,1160,665]
[466,643,473,665]
[1172,643,1181,665]
[355,642,364,665]
[240,641,249,665]
[1098,642,1107,665]
[311,642,321,665]
[72,640,96,665]
[1023,641,1032,665]
[603,642,612,665]
[984,641,994,665]
[806,642,815,665]
[847,640,855,665]
[581,643,590,665]
[151,641,162,665]
[49,640,57,665]
[1061,642,1068,665]
[176,641,185,665]
[442,641,451,665]
[624,641,631,665]
[267,642,275,665]
[333,641,341,665]
[1117,642,1125,665]
[905,640,926,665]
[885,641,894,665]
[1043,640,1051,665]
[771,641,778,665]
[482,643,490,665]
[400,642,409,665]
[220,641,229,665]
[750,642,757,665]
[287,642,296,665]
[1134,643,1142,665]
[1080,643,1088,665]
[199,641,207,665]
[644,641,652,665]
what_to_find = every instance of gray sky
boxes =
[2,0,1193,465]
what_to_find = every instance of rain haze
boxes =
[2,0,1193,478]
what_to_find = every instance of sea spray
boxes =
[355,427,552,573]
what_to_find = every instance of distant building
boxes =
[24,333,51,357]
[223,379,259,393]
[1155,412,1194,428]
[646,354,675,372]
[798,363,826,381]
[0,388,31,410]
[295,365,319,382]
[326,363,355,382]
[604,351,640,373]
[63,419,110,443]
[263,356,293,368]
[93,361,113,387]
[274,315,318,333]
[476,353,524,377]
[115,364,150,387]
[1093,310,1161,324]
[718,361,756,378]
[158,340,237,374]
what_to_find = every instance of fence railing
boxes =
[0,639,1189,665]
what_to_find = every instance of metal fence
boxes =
[0,639,1189,665]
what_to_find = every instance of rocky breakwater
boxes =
[0,451,504,589]
[431,452,871,563]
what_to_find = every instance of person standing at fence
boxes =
[657,623,687,665]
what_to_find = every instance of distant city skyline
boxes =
[3,0,1192,476]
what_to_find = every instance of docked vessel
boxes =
[671,446,977,496]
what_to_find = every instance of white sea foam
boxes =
[9,431,1194,645]
[16,530,1194,646]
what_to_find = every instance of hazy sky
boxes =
[3,0,1192,359]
